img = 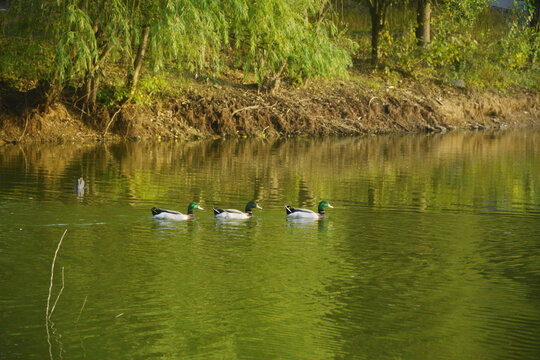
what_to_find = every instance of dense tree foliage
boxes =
[0,0,538,116]
[3,0,353,109]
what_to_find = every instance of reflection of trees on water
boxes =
[0,131,538,212]
[1,132,539,359]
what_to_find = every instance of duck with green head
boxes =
[213,201,262,219]
[285,201,333,219]
[151,202,204,221]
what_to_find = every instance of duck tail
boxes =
[213,208,222,215]
[285,206,293,215]
[151,207,160,216]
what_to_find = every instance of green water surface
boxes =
[1,131,539,359]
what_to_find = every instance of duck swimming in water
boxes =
[213,201,262,220]
[285,201,333,219]
[151,202,204,221]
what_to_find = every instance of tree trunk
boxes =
[81,67,96,113]
[370,6,382,65]
[416,0,431,46]
[84,74,92,108]
[129,25,150,91]
[532,0,540,28]
[89,75,99,112]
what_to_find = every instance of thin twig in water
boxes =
[46,229,67,322]
[46,229,67,360]
[47,317,52,360]
[49,267,65,317]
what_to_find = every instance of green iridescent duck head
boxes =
[245,201,263,213]
[187,202,204,214]
[317,201,333,214]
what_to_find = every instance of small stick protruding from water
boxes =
[49,267,65,317]
[46,229,67,322]
[46,229,67,360]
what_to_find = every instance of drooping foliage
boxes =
[2,0,353,110]
[2,0,538,112]
[225,0,354,84]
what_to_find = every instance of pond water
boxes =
[1,131,539,360]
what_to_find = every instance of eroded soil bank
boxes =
[1,78,539,144]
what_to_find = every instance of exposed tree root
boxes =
[1,79,539,142]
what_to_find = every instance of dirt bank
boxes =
[1,77,539,143]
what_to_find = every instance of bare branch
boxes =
[46,229,67,322]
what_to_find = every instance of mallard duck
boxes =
[213,201,262,219]
[285,201,333,219]
[151,202,204,221]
